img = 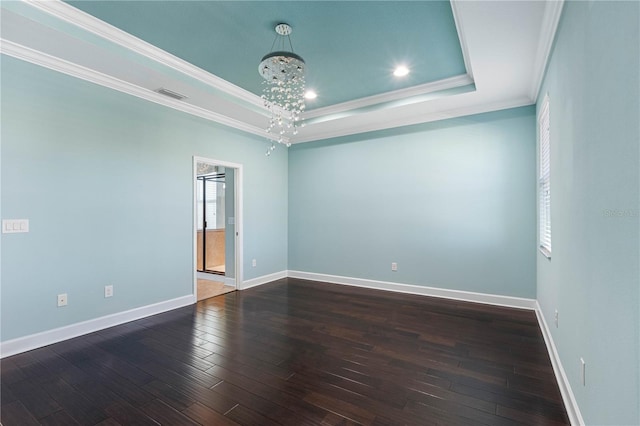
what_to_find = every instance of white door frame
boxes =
[193,156,243,297]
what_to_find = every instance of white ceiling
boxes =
[0,0,564,144]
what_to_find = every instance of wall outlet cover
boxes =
[57,293,68,307]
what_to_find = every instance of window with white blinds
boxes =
[538,95,551,258]
[196,177,218,230]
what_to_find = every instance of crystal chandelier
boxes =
[259,23,306,156]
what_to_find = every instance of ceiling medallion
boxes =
[259,23,306,156]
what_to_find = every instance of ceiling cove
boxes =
[0,0,564,144]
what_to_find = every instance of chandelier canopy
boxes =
[259,23,306,156]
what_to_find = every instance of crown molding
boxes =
[23,0,266,111]
[294,96,533,144]
[7,0,546,146]
[19,0,471,143]
[450,0,474,80]
[303,74,474,120]
[529,0,565,101]
[0,39,270,139]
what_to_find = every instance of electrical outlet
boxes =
[391,262,398,272]
[104,285,113,298]
[57,293,68,307]
[554,309,558,328]
[580,358,586,386]
[252,259,257,267]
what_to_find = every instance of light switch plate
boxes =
[2,219,29,233]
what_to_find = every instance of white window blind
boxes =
[196,178,218,230]
[539,95,551,257]
[205,179,217,229]
[196,179,204,230]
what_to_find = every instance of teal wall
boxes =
[4,4,639,424]
[0,56,288,342]
[289,107,536,298]
[536,1,639,424]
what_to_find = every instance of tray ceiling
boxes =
[0,0,564,144]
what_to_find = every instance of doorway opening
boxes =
[197,171,226,275]
[194,158,242,301]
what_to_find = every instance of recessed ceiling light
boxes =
[393,66,410,77]
[304,90,317,100]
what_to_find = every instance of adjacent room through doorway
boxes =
[195,161,237,300]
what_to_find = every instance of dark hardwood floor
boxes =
[1,278,569,425]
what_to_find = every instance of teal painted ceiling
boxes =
[66,1,466,110]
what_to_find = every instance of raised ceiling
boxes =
[0,0,564,144]
[67,1,468,110]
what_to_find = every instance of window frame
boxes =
[538,94,551,259]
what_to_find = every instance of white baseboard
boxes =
[0,270,583,426]
[0,294,195,359]
[287,270,537,310]
[1,269,282,358]
[241,270,287,290]
[535,302,584,426]
[286,271,586,420]
[224,277,237,287]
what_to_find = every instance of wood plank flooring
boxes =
[1,278,569,425]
